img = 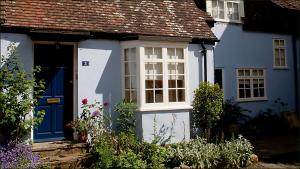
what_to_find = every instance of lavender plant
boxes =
[0,141,40,169]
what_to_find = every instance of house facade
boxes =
[204,0,299,116]
[0,0,217,143]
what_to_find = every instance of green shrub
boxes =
[0,44,45,143]
[91,133,116,169]
[114,101,137,133]
[117,132,141,153]
[141,143,168,169]
[192,82,223,133]
[219,135,253,168]
[113,150,147,169]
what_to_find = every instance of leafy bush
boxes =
[166,136,253,169]
[113,150,147,169]
[114,101,137,133]
[0,44,45,143]
[219,135,253,168]
[0,141,40,169]
[141,143,168,169]
[117,132,140,153]
[192,82,223,132]
[167,138,220,169]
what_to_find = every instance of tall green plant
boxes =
[114,101,137,133]
[192,82,223,136]
[0,44,45,143]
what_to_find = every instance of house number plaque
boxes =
[47,98,61,104]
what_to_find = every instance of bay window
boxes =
[122,42,189,110]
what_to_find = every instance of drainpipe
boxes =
[200,42,207,82]
[292,36,299,114]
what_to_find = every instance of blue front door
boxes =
[34,44,73,142]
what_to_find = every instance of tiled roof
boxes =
[271,0,300,10]
[1,0,217,41]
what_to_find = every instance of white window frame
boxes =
[206,0,244,23]
[273,38,288,69]
[236,68,267,102]
[121,41,191,111]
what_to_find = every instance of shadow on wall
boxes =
[93,42,122,127]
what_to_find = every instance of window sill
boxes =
[138,104,193,112]
[273,67,288,70]
[236,97,268,102]
[214,19,243,24]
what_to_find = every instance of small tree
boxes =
[192,82,223,138]
[114,101,137,134]
[0,44,45,143]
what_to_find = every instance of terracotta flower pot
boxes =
[78,130,88,143]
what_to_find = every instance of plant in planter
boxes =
[69,98,110,143]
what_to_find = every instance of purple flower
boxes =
[91,110,100,117]
[0,141,40,168]
[103,101,110,107]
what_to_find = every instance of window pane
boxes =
[177,75,185,88]
[239,89,245,98]
[129,62,136,76]
[253,88,259,97]
[131,77,136,89]
[125,77,130,89]
[245,79,250,88]
[212,1,218,18]
[177,63,184,74]
[131,90,137,102]
[124,49,129,61]
[253,79,258,88]
[155,90,163,102]
[176,48,184,59]
[145,76,153,89]
[259,80,264,87]
[219,1,224,9]
[219,10,224,19]
[233,3,239,20]
[155,76,163,88]
[130,48,136,61]
[169,89,176,102]
[280,40,285,46]
[167,48,176,59]
[145,63,153,74]
[259,89,265,97]
[275,58,280,66]
[258,69,264,76]
[227,2,233,19]
[274,40,280,47]
[145,47,153,59]
[238,79,244,88]
[253,69,258,76]
[280,57,286,66]
[146,90,154,103]
[238,70,244,76]
[154,63,162,74]
[168,79,176,88]
[244,70,250,76]
[178,89,185,102]
[245,89,251,98]
[168,63,176,74]
[125,90,130,101]
[154,48,162,59]
[275,49,279,58]
[125,63,129,75]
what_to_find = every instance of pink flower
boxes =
[82,98,88,105]
[92,110,100,117]
[103,101,109,107]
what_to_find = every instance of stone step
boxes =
[39,152,92,169]
[32,141,89,158]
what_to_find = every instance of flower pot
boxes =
[78,130,88,143]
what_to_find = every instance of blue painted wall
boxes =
[212,23,296,115]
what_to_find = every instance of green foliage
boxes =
[166,136,253,169]
[219,135,253,168]
[0,43,45,143]
[117,132,140,153]
[167,138,220,169]
[91,133,116,169]
[141,143,168,169]
[113,150,147,169]
[192,82,223,130]
[114,101,137,133]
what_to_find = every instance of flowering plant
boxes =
[68,98,110,137]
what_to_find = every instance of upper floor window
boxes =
[273,39,287,68]
[207,0,244,23]
[122,42,190,111]
[236,68,267,101]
